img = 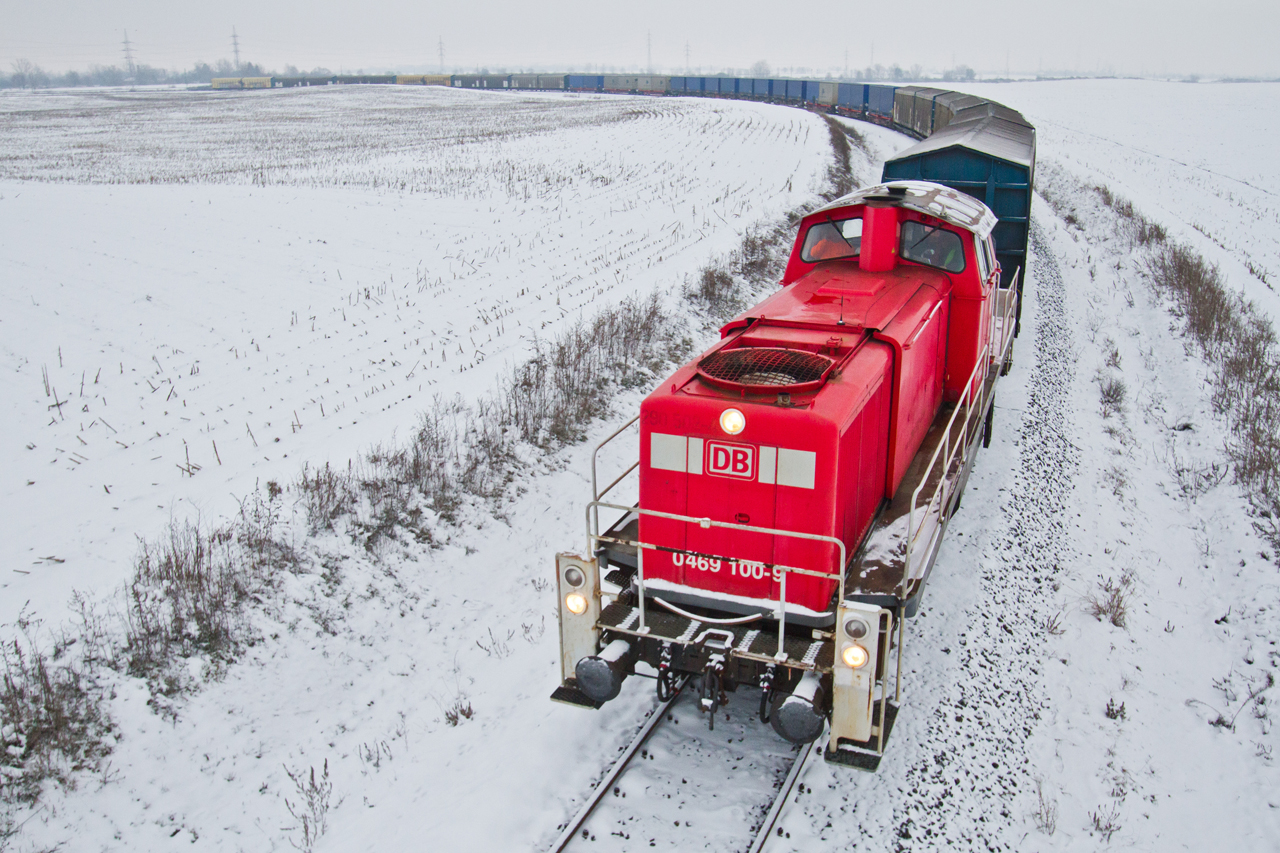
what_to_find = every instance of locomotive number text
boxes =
[671,552,781,581]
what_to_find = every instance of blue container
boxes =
[567,75,603,91]
[785,80,802,100]
[836,83,865,110]
[868,85,896,117]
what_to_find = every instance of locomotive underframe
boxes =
[553,275,1018,771]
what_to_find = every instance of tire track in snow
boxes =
[890,221,1079,850]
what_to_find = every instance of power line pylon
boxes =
[438,37,445,74]
[122,30,136,78]
[231,26,241,71]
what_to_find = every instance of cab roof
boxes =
[813,180,998,239]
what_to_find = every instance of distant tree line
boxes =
[0,58,340,90]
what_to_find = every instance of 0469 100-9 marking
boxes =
[671,551,779,581]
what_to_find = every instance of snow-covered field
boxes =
[965,79,1280,317]
[0,85,832,627]
[3,79,1280,851]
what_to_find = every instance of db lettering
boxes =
[707,441,755,479]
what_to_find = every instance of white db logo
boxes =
[707,441,755,480]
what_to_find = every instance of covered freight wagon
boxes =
[452,75,510,88]
[882,114,1035,300]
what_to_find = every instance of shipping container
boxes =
[867,85,896,118]
[271,76,334,87]
[537,75,566,89]
[333,75,396,85]
[451,75,511,89]
[566,74,603,91]
[508,74,541,89]
[817,81,838,105]
[785,79,803,100]
[835,82,865,111]
[798,80,821,103]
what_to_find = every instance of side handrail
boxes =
[590,415,640,534]
[586,500,847,662]
[901,266,1020,598]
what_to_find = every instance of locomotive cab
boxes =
[554,181,1019,770]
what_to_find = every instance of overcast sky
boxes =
[3,0,1278,79]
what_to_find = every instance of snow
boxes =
[4,79,1280,851]
[963,79,1280,317]
[0,85,831,628]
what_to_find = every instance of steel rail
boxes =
[546,676,689,853]
[547,686,821,853]
[745,736,823,853]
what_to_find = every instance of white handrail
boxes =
[589,415,639,534]
[586,500,847,661]
[901,268,1020,598]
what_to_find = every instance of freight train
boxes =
[210,69,1035,768]
[544,84,1032,771]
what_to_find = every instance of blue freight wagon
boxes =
[566,75,603,91]
[881,113,1036,320]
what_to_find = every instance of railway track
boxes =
[547,680,821,853]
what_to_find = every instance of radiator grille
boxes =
[697,348,834,391]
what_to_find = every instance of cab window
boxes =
[900,220,965,273]
[801,218,862,263]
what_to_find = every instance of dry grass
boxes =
[1087,572,1134,628]
[1032,779,1059,836]
[0,617,110,805]
[1047,174,1280,555]
[1097,373,1128,419]
[822,115,855,200]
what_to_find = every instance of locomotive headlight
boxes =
[563,566,585,589]
[841,643,870,669]
[719,407,746,435]
[564,592,589,616]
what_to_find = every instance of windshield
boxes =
[801,218,862,263]
[900,220,966,273]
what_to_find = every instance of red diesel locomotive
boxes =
[554,181,1018,769]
